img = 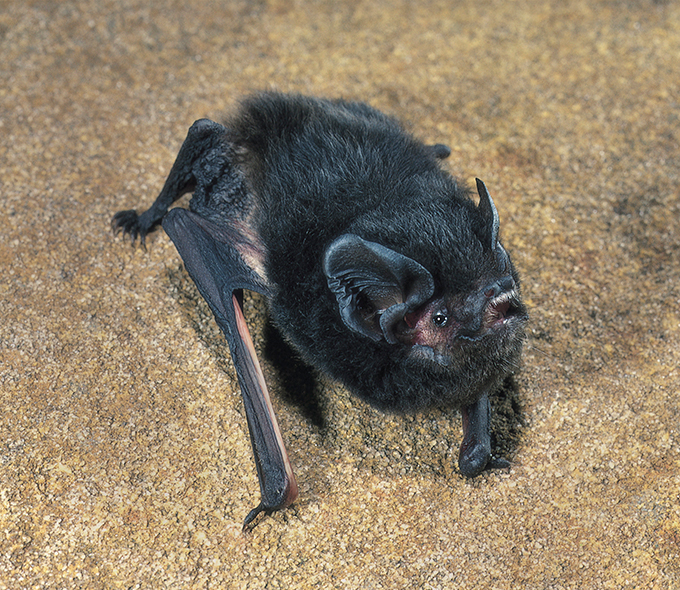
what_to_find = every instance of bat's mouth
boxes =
[484,290,523,328]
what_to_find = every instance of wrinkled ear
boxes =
[324,234,434,343]
[476,178,500,251]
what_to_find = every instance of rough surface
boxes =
[1,1,678,588]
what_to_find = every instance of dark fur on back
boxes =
[219,93,524,412]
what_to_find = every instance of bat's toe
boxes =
[112,209,148,245]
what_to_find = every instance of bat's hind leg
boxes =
[112,118,228,245]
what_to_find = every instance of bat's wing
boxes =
[458,393,510,477]
[162,208,298,529]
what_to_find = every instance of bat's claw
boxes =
[487,455,511,470]
[241,477,299,531]
[112,209,148,246]
[241,479,299,531]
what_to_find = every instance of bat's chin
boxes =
[410,344,451,367]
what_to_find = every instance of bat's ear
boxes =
[475,178,500,251]
[324,234,434,343]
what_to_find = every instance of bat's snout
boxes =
[483,275,516,299]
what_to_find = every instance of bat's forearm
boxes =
[232,294,298,529]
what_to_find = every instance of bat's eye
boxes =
[432,311,449,327]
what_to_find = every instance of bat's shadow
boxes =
[261,322,326,428]
[487,375,526,465]
[166,264,326,427]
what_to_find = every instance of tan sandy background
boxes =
[1,0,679,588]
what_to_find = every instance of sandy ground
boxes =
[1,0,679,588]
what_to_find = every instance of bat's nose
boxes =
[483,276,515,298]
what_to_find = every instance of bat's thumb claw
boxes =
[242,503,266,531]
[487,455,511,470]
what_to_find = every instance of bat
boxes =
[112,92,528,528]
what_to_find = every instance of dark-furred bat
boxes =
[112,92,527,528]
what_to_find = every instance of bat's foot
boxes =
[111,209,159,246]
[458,436,510,478]
[112,209,143,244]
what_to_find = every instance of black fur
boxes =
[229,93,526,411]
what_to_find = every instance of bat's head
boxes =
[323,179,527,410]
